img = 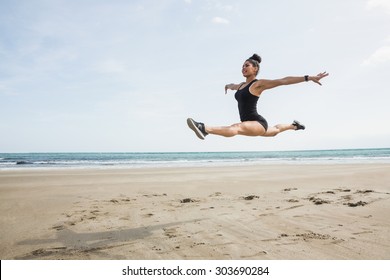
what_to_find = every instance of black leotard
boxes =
[234,79,268,130]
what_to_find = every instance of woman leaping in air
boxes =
[187,53,329,140]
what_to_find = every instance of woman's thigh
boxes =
[236,121,266,136]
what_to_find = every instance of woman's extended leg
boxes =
[263,120,305,137]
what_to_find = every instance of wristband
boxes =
[304,75,309,82]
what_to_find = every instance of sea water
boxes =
[1,148,390,170]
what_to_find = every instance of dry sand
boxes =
[0,164,389,259]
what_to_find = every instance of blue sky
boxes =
[1,0,389,152]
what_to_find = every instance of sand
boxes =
[0,164,389,260]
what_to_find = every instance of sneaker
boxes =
[292,120,305,130]
[187,118,208,140]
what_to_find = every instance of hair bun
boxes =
[249,53,261,64]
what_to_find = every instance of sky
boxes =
[1,0,389,153]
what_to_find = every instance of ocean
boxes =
[1,148,390,170]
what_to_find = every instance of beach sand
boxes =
[0,164,389,260]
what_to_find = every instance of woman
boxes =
[187,54,328,140]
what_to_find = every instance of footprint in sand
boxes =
[52,224,65,231]
[180,198,196,203]
[306,188,388,207]
[209,192,222,197]
[163,227,179,238]
[242,195,259,200]
[283,188,298,192]
[355,190,374,194]
[308,197,330,205]
[345,201,368,207]
[279,231,340,242]
[143,213,154,218]
[143,193,167,198]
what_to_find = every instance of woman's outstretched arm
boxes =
[253,72,329,95]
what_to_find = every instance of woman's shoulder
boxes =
[238,79,257,90]
[236,82,245,90]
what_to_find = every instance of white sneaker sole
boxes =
[187,118,205,140]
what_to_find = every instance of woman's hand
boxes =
[310,72,329,85]
[225,83,234,94]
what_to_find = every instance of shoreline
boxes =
[2,160,390,172]
[1,163,389,259]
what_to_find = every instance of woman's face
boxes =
[242,61,258,77]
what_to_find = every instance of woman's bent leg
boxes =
[263,123,295,137]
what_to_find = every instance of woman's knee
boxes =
[227,125,240,137]
[264,127,279,137]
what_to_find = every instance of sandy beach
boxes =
[0,164,389,260]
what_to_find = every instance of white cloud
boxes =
[94,59,127,74]
[211,16,229,24]
[362,45,390,66]
[366,0,390,13]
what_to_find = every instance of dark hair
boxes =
[246,53,261,75]
[248,53,261,64]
